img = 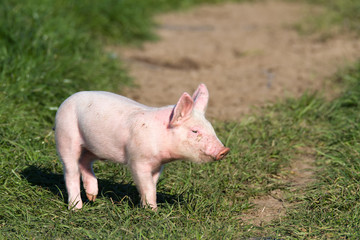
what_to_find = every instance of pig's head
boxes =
[168,84,230,163]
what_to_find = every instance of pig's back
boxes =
[72,91,147,110]
[60,91,148,127]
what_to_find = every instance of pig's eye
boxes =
[191,130,198,134]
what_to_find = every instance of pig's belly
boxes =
[81,139,128,165]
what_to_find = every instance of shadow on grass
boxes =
[21,165,180,208]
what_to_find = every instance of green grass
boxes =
[3,67,360,238]
[1,0,360,239]
[268,64,360,239]
[290,0,360,36]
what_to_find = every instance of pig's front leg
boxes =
[152,165,164,185]
[130,162,158,209]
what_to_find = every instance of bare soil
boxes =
[110,0,360,225]
[112,0,360,121]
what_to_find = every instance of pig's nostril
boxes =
[216,147,230,160]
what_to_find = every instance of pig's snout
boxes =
[216,147,230,161]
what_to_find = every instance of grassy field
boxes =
[1,0,360,239]
[291,0,360,36]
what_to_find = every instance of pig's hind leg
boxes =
[57,140,83,210]
[79,150,98,202]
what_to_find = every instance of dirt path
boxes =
[112,0,360,121]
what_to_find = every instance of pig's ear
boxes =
[192,83,209,114]
[169,92,194,127]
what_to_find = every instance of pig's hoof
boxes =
[69,205,82,211]
[86,193,97,202]
[68,203,83,211]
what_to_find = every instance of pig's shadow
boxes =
[21,165,180,208]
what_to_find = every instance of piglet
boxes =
[55,83,230,210]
